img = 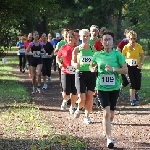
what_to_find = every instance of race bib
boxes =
[66,66,76,74]
[41,53,48,58]
[80,56,92,64]
[33,51,41,58]
[100,74,115,85]
[127,59,137,66]
[19,49,25,53]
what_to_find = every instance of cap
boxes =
[56,33,60,37]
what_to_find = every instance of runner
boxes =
[47,33,52,42]
[72,29,96,124]
[90,30,127,148]
[54,29,69,85]
[74,29,81,46]
[26,31,45,94]
[122,30,145,106]
[56,30,78,113]
[89,25,99,46]
[51,33,61,71]
[41,33,54,89]
[93,27,107,51]
[24,33,33,77]
[16,36,26,73]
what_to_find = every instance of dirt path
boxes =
[14,68,150,150]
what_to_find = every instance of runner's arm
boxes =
[25,45,33,55]
[71,47,79,67]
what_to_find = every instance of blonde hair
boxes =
[79,29,90,36]
[127,30,137,39]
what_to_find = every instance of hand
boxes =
[90,66,97,72]
[58,63,63,69]
[105,64,113,72]
[137,64,142,69]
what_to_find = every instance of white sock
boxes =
[62,100,67,105]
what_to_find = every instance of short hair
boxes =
[102,30,115,40]
[124,27,132,35]
[74,29,80,33]
[79,29,90,36]
[66,30,74,37]
[127,30,137,39]
[90,25,99,31]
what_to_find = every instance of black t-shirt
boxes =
[43,42,54,55]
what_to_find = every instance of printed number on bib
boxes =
[19,49,25,53]
[80,56,92,64]
[33,51,41,58]
[66,66,76,74]
[100,74,115,85]
[127,59,137,66]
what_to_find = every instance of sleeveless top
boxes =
[77,45,94,71]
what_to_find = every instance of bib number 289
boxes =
[100,74,115,85]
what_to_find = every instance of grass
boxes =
[0,57,30,104]
[0,56,87,150]
[123,56,150,104]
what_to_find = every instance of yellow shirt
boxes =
[122,43,143,65]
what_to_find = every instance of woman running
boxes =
[90,30,127,148]
[16,36,26,73]
[24,33,33,77]
[26,31,45,94]
[122,30,145,106]
[72,29,96,124]
[41,33,54,89]
[56,30,78,114]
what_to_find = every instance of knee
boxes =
[103,109,110,119]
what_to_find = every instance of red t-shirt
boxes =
[117,38,128,51]
[93,40,103,51]
[57,44,75,74]
[24,40,30,49]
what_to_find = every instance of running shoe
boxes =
[107,138,114,149]
[32,88,37,94]
[42,84,48,90]
[69,107,76,114]
[29,74,32,78]
[130,100,137,106]
[22,69,25,73]
[61,102,67,110]
[37,87,44,94]
[74,110,80,118]
[83,116,92,124]
[135,92,140,101]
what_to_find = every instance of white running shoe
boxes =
[42,84,48,89]
[107,138,114,149]
[61,102,67,110]
[69,107,76,114]
[83,116,92,124]
[74,110,80,118]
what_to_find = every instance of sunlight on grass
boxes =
[0,107,87,149]
[0,57,30,104]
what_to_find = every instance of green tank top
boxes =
[77,46,94,71]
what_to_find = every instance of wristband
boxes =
[112,67,115,72]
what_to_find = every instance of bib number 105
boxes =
[100,74,115,85]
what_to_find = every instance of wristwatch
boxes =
[112,67,115,72]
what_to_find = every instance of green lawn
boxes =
[0,57,87,149]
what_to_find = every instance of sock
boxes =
[62,100,67,105]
